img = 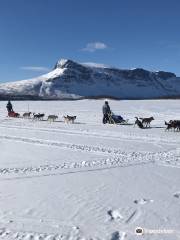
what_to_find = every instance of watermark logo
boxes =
[135,227,175,236]
[135,227,144,236]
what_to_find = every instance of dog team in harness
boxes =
[5,100,180,131]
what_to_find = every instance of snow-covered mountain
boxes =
[0,59,180,100]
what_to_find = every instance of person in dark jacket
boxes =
[6,100,13,112]
[102,100,111,124]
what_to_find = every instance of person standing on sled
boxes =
[102,100,111,124]
[6,100,13,113]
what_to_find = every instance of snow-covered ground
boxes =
[0,99,180,240]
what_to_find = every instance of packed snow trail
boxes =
[0,147,179,177]
[0,133,176,156]
[0,123,179,145]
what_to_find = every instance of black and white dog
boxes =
[134,117,144,129]
[63,115,76,123]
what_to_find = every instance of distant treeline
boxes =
[0,94,180,101]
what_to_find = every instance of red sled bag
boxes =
[8,111,20,118]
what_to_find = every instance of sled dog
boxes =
[33,113,45,120]
[165,120,180,131]
[134,117,144,129]
[23,112,31,118]
[139,117,154,127]
[63,115,76,123]
[47,115,58,122]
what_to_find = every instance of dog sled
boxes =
[107,113,129,125]
[8,111,20,118]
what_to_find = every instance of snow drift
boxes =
[0,59,180,99]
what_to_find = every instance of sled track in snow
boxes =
[0,123,136,142]
[1,133,180,159]
[0,134,139,156]
[0,227,127,240]
[0,143,179,176]
[0,156,153,175]
[0,123,179,146]
[0,227,81,240]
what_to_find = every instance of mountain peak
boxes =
[54,59,79,69]
[0,58,179,100]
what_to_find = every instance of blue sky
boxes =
[0,0,180,82]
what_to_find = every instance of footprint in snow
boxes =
[110,231,126,240]
[111,231,120,240]
[174,192,180,198]
[107,207,139,224]
[134,198,154,205]
[107,209,123,221]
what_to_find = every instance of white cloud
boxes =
[82,42,108,52]
[20,66,50,72]
[82,62,110,68]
